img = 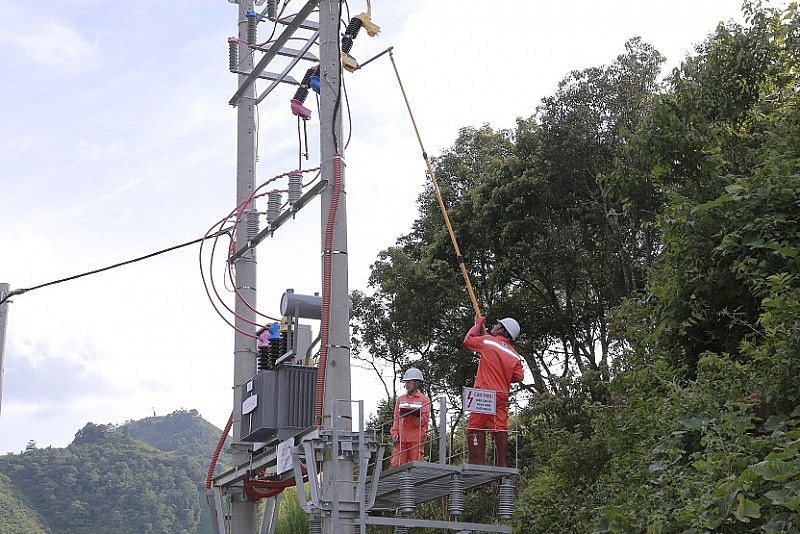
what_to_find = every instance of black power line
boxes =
[0,228,231,306]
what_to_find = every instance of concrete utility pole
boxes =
[318,0,355,531]
[0,283,9,417]
[231,0,259,531]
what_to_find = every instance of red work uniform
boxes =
[390,390,431,467]
[464,331,524,432]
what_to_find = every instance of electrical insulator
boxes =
[246,209,259,240]
[448,474,465,518]
[246,10,258,45]
[266,0,277,20]
[267,322,282,369]
[339,13,381,73]
[341,17,363,54]
[266,191,282,224]
[257,331,271,371]
[308,515,322,534]
[288,173,302,205]
[498,477,515,521]
[290,65,318,119]
[399,472,415,516]
[228,37,238,72]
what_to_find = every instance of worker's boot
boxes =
[493,431,508,467]
[468,431,486,465]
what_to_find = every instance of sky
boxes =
[0,0,760,454]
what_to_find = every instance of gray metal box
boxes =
[241,365,317,443]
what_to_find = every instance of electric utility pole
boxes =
[231,0,259,531]
[0,283,9,417]
[318,0,356,531]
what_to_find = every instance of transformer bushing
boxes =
[266,191,282,224]
[498,476,515,521]
[448,473,464,518]
[287,173,302,205]
[398,471,415,516]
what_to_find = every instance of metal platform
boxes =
[368,461,517,510]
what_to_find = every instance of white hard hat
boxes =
[498,317,520,340]
[402,367,424,382]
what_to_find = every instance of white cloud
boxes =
[0,21,95,71]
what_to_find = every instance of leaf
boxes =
[692,459,708,472]
[679,416,711,429]
[754,459,800,482]
[765,489,800,511]
[725,184,745,194]
[762,514,799,533]
[733,494,761,522]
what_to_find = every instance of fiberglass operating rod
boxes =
[388,50,482,318]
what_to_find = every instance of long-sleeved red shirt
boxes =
[390,390,431,444]
[464,332,524,394]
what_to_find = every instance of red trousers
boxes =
[391,441,424,467]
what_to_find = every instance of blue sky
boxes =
[0,0,757,453]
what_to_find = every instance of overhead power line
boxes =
[0,228,231,306]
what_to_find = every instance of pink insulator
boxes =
[257,331,270,349]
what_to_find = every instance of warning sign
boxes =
[463,387,496,415]
[276,439,294,475]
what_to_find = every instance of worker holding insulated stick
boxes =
[464,316,524,467]
[389,51,523,466]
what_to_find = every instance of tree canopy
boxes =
[352,2,800,531]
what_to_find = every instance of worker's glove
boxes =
[392,435,399,444]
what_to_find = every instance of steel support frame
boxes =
[229,0,320,106]
[291,401,383,534]
[364,516,512,534]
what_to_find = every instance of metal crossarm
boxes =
[229,0,320,106]
[257,30,320,103]
[229,180,326,262]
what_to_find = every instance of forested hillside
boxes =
[353,2,800,532]
[0,409,227,534]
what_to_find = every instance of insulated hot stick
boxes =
[389,50,482,318]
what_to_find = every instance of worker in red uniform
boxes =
[390,368,431,467]
[464,316,524,467]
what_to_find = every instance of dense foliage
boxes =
[352,2,800,532]
[0,409,225,534]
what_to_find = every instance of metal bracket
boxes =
[229,179,326,262]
